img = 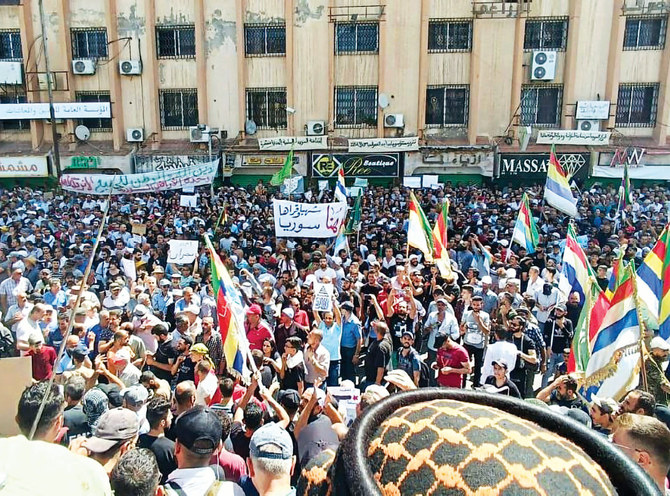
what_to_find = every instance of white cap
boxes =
[650,337,670,351]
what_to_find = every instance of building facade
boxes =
[0,0,669,183]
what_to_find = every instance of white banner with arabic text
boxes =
[258,136,328,151]
[348,137,419,153]
[59,159,218,195]
[167,240,199,264]
[273,200,347,238]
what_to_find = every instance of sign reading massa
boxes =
[311,153,400,178]
[497,152,591,181]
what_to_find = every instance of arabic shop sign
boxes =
[536,130,611,146]
[348,137,419,153]
[258,136,328,151]
[622,0,670,15]
[311,153,400,178]
[273,200,347,238]
[68,156,101,169]
[0,156,49,177]
[0,102,111,120]
[134,155,211,174]
[240,154,300,167]
[498,153,590,181]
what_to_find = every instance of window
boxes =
[75,92,112,131]
[520,84,563,127]
[624,16,667,50]
[335,86,378,127]
[616,83,659,127]
[428,20,472,52]
[156,25,196,59]
[0,93,29,130]
[245,24,286,56]
[245,88,287,129]
[0,30,22,60]
[524,18,569,51]
[71,28,108,59]
[426,85,469,126]
[160,89,198,129]
[335,23,379,54]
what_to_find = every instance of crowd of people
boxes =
[1,179,670,494]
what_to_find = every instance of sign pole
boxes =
[38,0,61,179]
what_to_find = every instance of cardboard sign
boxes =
[0,357,33,436]
[180,195,198,208]
[313,282,334,312]
[167,240,199,264]
[131,223,147,235]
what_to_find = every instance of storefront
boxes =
[134,154,212,174]
[228,152,307,187]
[404,146,494,185]
[593,149,670,183]
[497,151,592,184]
[310,152,401,186]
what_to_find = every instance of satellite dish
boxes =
[378,93,390,109]
[74,125,90,141]
[245,119,257,135]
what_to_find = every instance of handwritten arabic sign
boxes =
[536,130,611,146]
[622,0,670,14]
[258,136,328,151]
[167,240,199,264]
[0,156,49,177]
[472,1,529,18]
[313,282,334,312]
[348,137,419,153]
[134,155,210,174]
[60,159,218,195]
[311,153,399,178]
[0,102,111,120]
[68,156,101,169]
[575,101,610,120]
[273,200,347,238]
[240,154,300,167]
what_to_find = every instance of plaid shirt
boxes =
[0,276,33,308]
[523,322,546,364]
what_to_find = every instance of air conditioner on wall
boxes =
[384,113,404,128]
[189,125,210,143]
[306,120,326,136]
[126,128,144,142]
[531,51,557,81]
[119,60,142,75]
[576,119,600,132]
[72,59,96,75]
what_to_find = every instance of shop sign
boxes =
[0,156,49,177]
[134,155,210,174]
[311,153,400,178]
[498,152,590,180]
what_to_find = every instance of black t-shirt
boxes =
[509,333,536,379]
[543,317,574,354]
[151,340,176,382]
[138,434,177,484]
[174,355,196,384]
[484,376,521,398]
[549,390,587,411]
[230,421,251,460]
[281,361,305,392]
[297,414,340,470]
[63,404,90,443]
[388,314,413,350]
[365,337,392,383]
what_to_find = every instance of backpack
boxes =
[0,323,15,358]
[418,356,431,387]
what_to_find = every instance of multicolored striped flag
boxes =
[432,199,452,277]
[605,247,627,301]
[407,191,434,262]
[334,164,349,203]
[584,264,640,400]
[636,223,670,339]
[511,193,540,253]
[567,275,601,375]
[558,223,601,303]
[544,145,578,217]
[203,235,250,374]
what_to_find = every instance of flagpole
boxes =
[630,260,649,392]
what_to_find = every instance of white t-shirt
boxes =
[481,341,519,379]
[166,467,244,496]
[195,371,219,406]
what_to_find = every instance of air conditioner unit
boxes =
[72,59,96,75]
[37,73,57,91]
[0,61,23,85]
[189,125,210,143]
[531,50,557,81]
[126,128,145,142]
[306,120,326,136]
[384,113,404,128]
[576,119,600,132]
[119,60,142,75]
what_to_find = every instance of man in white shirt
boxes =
[481,326,518,380]
[314,257,336,284]
[16,303,46,354]
[424,298,460,365]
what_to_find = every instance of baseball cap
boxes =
[340,301,354,312]
[492,359,509,370]
[277,389,300,412]
[190,343,209,355]
[650,336,670,351]
[160,279,171,287]
[122,385,149,408]
[591,395,619,416]
[133,304,149,317]
[246,303,263,316]
[555,303,567,312]
[282,307,295,319]
[250,423,293,460]
[401,330,414,339]
[174,406,222,455]
[84,407,139,453]
[481,276,492,285]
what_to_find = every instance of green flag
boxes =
[345,189,362,234]
[270,148,294,186]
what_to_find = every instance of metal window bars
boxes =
[0,30,22,60]
[246,88,287,129]
[520,84,563,128]
[335,86,378,127]
[426,85,470,127]
[428,20,473,53]
[160,89,199,130]
[623,16,667,50]
[70,28,108,59]
[76,91,112,131]
[523,18,569,51]
[244,24,286,56]
[156,25,196,59]
[616,83,659,127]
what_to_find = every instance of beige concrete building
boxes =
[0,0,669,182]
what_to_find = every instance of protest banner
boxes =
[180,195,198,208]
[59,159,218,195]
[273,200,347,238]
[313,282,334,312]
[167,240,199,264]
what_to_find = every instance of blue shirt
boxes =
[341,315,362,349]
[318,321,343,361]
[44,290,67,309]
